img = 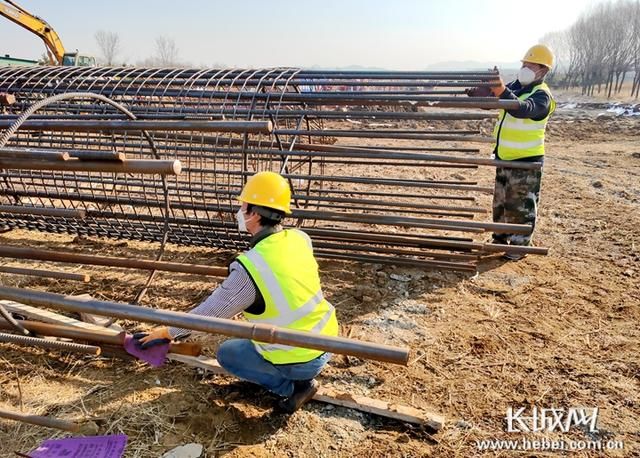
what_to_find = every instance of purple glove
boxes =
[123,333,170,367]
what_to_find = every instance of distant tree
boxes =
[543,0,640,98]
[95,30,121,66]
[155,36,179,66]
[539,30,570,86]
[37,52,52,65]
[630,0,640,97]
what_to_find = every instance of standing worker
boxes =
[467,44,556,260]
[135,171,338,413]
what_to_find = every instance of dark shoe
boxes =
[275,379,318,414]
[489,234,508,245]
[502,252,527,261]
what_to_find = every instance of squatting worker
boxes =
[135,171,338,413]
[467,44,556,260]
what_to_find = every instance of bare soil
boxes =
[0,105,639,457]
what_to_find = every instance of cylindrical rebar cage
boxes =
[0,66,536,270]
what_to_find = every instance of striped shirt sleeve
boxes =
[168,261,256,339]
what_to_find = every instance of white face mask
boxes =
[517,67,537,86]
[236,208,248,232]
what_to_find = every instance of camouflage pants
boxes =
[492,167,542,246]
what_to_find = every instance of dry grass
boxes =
[553,82,639,103]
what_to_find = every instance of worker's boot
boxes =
[502,252,527,261]
[503,236,532,260]
[489,233,508,245]
[276,379,318,414]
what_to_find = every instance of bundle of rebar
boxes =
[0,67,547,271]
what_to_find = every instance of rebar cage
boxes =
[0,66,538,271]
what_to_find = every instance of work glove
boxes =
[465,86,492,97]
[0,93,16,105]
[489,76,506,97]
[125,331,171,367]
[133,327,172,349]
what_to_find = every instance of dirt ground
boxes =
[0,99,639,457]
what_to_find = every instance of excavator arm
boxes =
[0,0,65,64]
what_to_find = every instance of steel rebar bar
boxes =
[1,146,126,162]
[0,119,274,133]
[0,158,182,175]
[0,319,201,356]
[0,265,90,282]
[0,286,411,365]
[0,407,80,432]
[0,245,228,276]
[0,205,85,219]
[0,331,101,355]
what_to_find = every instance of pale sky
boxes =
[1,0,597,69]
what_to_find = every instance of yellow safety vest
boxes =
[236,229,339,364]
[493,82,556,161]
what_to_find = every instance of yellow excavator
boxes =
[0,0,95,66]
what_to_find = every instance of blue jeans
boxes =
[217,338,330,397]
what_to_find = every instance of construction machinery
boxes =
[0,0,95,66]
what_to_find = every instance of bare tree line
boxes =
[94,31,182,66]
[541,0,640,98]
[95,31,121,66]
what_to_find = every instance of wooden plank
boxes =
[313,388,444,430]
[166,354,227,373]
[166,353,443,428]
[0,300,119,335]
[79,312,124,333]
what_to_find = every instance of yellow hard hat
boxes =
[238,171,292,214]
[521,44,555,69]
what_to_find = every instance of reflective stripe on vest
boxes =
[493,82,556,161]
[237,229,339,364]
[256,307,336,354]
